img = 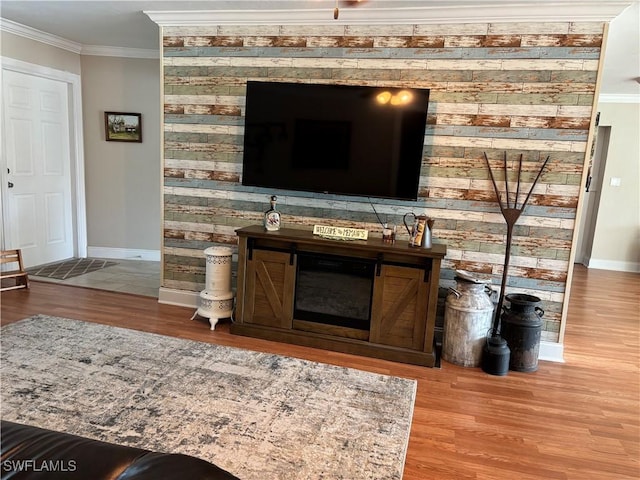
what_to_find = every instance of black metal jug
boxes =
[501,294,544,372]
[481,334,510,376]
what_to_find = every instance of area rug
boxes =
[0,315,416,479]
[26,258,117,280]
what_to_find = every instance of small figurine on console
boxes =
[264,195,281,231]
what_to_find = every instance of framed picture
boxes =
[104,112,142,142]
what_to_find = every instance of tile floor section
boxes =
[29,259,161,298]
[27,258,119,280]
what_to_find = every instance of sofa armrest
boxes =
[1,421,239,480]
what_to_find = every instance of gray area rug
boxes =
[1,315,417,480]
[26,258,117,280]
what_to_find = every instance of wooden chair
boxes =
[0,249,29,291]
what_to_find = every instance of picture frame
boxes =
[104,112,142,142]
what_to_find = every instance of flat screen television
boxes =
[241,81,429,201]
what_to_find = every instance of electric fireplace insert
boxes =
[294,252,375,331]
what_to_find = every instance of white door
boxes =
[2,70,74,268]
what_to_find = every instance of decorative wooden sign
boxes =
[313,225,368,241]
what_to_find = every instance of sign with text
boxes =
[312,225,368,241]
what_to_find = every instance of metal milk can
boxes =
[442,277,495,367]
[500,293,544,372]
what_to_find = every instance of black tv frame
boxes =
[241,81,430,201]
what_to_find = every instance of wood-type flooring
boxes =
[1,265,638,479]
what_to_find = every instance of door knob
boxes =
[8,182,14,188]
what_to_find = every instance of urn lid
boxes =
[455,269,492,284]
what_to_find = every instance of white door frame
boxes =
[0,57,87,258]
[574,125,610,267]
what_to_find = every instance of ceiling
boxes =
[1,0,638,97]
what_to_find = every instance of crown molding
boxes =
[145,2,632,25]
[598,93,640,104]
[81,45,159,59]
[2,1,633,58]
[0,17,81,54]
[0,17,158,58]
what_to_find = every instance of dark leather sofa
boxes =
[1,421,239,479]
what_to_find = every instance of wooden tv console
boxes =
[232,225,446,367]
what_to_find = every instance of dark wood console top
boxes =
[236,225,447,260]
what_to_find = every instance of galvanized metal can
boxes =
[443,279,495,367]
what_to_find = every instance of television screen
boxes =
[241,81,429,201]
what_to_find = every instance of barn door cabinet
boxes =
[232,225,446,367]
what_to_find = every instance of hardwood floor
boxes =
[1,265,638,479]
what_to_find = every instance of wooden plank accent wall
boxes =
[161,21,605,343]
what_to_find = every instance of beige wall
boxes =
[1,31,162,257]
[590,101,640,270]
[1,31,81,74]
[80,55,161,253]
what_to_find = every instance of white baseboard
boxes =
[158,287,198,308]
[586,258,640,273]
[87,246,161,262]
[538,341,565,363]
